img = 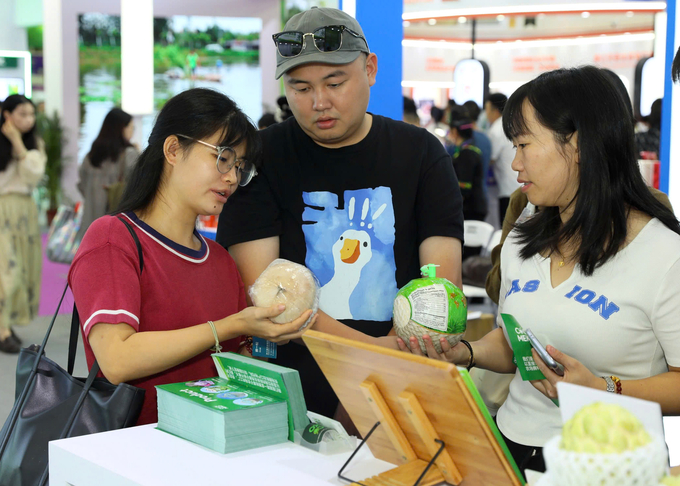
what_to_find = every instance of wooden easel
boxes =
[355,380,461,485]
[302,330,524,486]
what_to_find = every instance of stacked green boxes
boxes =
[156,377,289,453]
[155,353,309,454]
[212,352,310,440]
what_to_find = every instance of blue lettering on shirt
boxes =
[505,279,522,299]
[505,280,620,321]
[587,295,621,320]
[505,279,540,299]
[564,285,620,320]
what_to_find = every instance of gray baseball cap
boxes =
[274,7,370,79]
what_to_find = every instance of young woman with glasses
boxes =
[68,88,316,425]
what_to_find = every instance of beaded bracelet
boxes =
[611,375,622,395]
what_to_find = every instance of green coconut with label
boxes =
[392,264,467,354]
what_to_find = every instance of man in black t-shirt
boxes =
[217,7,465,419]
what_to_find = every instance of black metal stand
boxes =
[338,421,381,486]
[337,421,447,486]
[413,439,446,486]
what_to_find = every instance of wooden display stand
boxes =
[302,330,524,486]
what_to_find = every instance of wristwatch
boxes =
[603,376,615,393]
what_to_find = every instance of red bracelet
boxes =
[611,375,622,395]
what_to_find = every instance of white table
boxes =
[49,424,394,486]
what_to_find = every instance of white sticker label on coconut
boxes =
[407,284,449,331]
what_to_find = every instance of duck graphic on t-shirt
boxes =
[319,228,373,318]
[302,187,397,321]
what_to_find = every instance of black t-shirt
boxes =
[217,115,464,416]
[218,114,464,333]
[453,143,487,221]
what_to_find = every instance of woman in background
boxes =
[635,98,662,158]
[77,108,139,239]
[0,95,45,353]
[448,110,487,223]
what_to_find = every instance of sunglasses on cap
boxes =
[272,25,368,58]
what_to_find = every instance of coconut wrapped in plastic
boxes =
[249,259,319,328]
[392,264,467,354]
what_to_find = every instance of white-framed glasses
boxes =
[177,134,258,187]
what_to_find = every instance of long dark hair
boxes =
[115,88,260,215]
[87,108,133,167]
[0,95,38,172]
[503,66,680,275]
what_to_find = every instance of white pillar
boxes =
[43,0,63,116]
[260,2,281,113]
[121,0,153,150]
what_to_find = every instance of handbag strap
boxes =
[67,216,144,374]
[117,216,145,273]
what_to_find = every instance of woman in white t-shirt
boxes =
[398,66,680,473]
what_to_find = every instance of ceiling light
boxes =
[497,15,505,21]
[402,3,665,21]
[402,32,655,51]
[581,11,590,18]
[428,18,437,25]
[403,20,410,27]
[626,11,635,17]
[401,80,457,89]
[458,16,467,23]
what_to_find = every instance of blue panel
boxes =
[660,0,676,194]
[342,0,402,121]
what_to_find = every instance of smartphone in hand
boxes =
[525,328,564,377]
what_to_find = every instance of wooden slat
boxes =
[354,460,444,486]
[360,380,417,464]
[399,391,463,485]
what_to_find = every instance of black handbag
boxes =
[0,217,146,486]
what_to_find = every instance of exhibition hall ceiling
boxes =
[404,12,656,42]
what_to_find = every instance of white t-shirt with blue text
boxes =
[496,218,680,447]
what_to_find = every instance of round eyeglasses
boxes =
[177,134,258,187]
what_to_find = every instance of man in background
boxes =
[485,93,519,225]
